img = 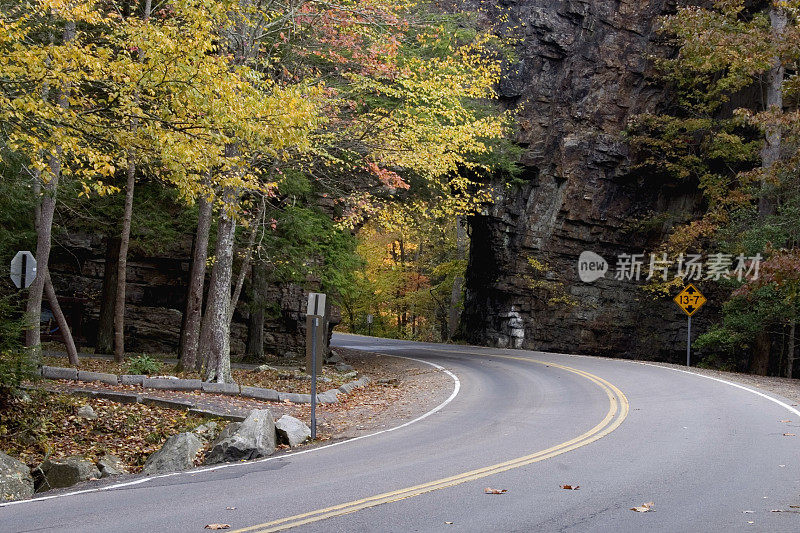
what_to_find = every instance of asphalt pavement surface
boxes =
[2,333,799,532]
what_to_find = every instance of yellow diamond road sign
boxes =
[674,283,707,317]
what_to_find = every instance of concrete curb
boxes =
[201,382,241,395]
[142,378,202,391]
[120,375,145,386]
[77,371,118,386]
[240,386,279,402]
[38,366,372,405]
[41,366,78,381]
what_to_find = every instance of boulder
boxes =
[142,433,204,475]
[0,451,34,501]
[77,405,98,420]
[325,350,343,364]
[335,363,355,373]
[204,410,276,464]
[275,415,311,447]
[192,421,219,441]
[97,454,127,478]
[37,456,100,491]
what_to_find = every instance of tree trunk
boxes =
[200,198,237,383]
[246,262,266,361]
[96,236,120,354]
[113,149,136,362]
[787,320,796,379]
[112,1,152,362]
[26,155,60,363]
[26,22,75,362]
[178,193,213,370]
[759,5,787,217]
[44,272,79,366]
[751,331,772,376]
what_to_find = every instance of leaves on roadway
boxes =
[630,502,654,513]
[204,525,230,530]
[560,485,580,490]
[484,487,507,494]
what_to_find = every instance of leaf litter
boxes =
[630,502,654,513]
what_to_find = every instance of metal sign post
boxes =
[366,313,373,336]
[306,292,327,440]
[673,283,707,367]
[10,251,37,289]
[310,316,319,439]
[686,316,692,367]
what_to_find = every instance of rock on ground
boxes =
[325,350,343,364]
[275,415,311,447]
[192,421,219,441]
[97,454,127,478]
[77,405,98,420]
[37,456,100,492]
[204,409,276,465]
[142,433,204,475]
[0,451,34,502]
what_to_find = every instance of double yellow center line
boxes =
[233,354,629,533]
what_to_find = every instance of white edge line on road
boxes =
[636,362,800,417]
[0,354,460,508]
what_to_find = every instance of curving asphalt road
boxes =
[2,333,799,532]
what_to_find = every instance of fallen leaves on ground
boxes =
[630,502,654,513]
[783,433,796,436]
[560,485,580,490]
[204,524,230,530]
[779,420,791,423]
[2,390,216,472]
[484,487,507,494]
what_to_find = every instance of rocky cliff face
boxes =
[459,0,717,360]
[47,232,315,359]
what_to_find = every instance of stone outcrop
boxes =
[142,433,205,475]
[458,0,717,361]
[204,410,276,464]
[0,451,34,502]
[47,232,338,359]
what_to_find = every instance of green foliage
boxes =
[0,152,36,404]
[339,214,467,342]
[259,202,360,300]
[0,294,36,406]
[124,354,162,375]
